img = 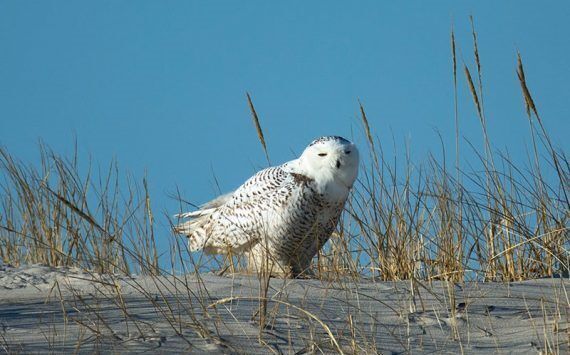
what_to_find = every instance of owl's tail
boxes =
[174,192,234,252]
[174,209,215,252]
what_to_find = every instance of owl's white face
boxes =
[299,136,359,190]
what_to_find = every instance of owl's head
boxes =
[299,136,359,189]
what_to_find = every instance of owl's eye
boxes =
[318,153,328,157]
[345,150,351,154]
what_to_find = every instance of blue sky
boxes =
[1,2,569,256]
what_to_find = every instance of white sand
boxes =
[0,264,568,354]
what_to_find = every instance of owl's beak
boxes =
[336,160,341,169]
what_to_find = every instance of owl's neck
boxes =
[283,159,350,202]
[320,179,350,202]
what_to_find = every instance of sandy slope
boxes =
[0,264,568,354]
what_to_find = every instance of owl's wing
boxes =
[175,162,309,253]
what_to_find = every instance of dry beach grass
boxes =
[0,24,568,354]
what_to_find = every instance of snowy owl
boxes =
[175,136,359,278]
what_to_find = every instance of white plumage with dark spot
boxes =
[175,136,359,277]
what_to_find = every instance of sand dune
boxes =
[0,264,568,354]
